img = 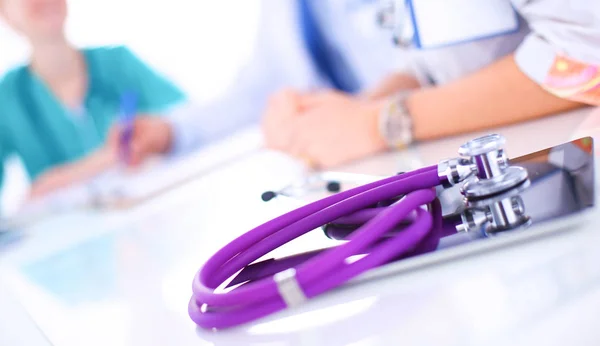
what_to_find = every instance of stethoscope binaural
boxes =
[260,171,388,202]
[189,134,531,329]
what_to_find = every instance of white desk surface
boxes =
[0,108,598,346]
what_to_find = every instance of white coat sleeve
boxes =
[165,0,322,155]
[513,0,600,102]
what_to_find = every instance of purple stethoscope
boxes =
[189,134,531,329]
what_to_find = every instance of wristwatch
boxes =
[378,91,414,149]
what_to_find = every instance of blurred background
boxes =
[0,0,262,213]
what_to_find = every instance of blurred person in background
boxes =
[7,0,598,200]
[262,0,600,167]
[127,0,600,170]
[115,0,410,165]
[0,0,185,198]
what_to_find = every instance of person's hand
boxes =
[262,89,303,151]
[29,146,116,200]
[29,116,172,199]
[29,166,74,199]
[107,116,174,167]
[263,90,388,168]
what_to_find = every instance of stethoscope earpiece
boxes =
[260,191,278,202]
[326,181,341,193]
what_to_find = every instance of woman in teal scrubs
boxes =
[0,0,185,198]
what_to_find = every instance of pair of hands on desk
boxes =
[29,116,172,199]
[262,72,423,168]
[32,94,370,198]
[261,54,593,170]
[262,89,388,168]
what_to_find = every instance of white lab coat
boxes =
[406,0,600,86]
[167,0,400,154]
[169,0,600,154]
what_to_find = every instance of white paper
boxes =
[92,127,264,206]
[4,127,263,227]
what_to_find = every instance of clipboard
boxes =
[1,127,264,229]
[95,129,263,209]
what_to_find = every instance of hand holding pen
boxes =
[113,93,174,167]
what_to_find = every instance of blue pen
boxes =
[119,92,138,164]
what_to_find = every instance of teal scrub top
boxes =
[0,45,186,190]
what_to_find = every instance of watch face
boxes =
[383,99,413,147]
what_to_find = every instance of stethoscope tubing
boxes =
[190,165,441,329]
[197,165,435,292]
[190,193,433,329]
[226,199,446,289]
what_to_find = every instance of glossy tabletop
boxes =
[0,108,598,346]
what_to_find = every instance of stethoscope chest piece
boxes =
[461,166,528,199]
[453,134,531,234]
[458,180,532,234]
[458,134,528,199]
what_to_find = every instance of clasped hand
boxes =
[262,89,387,168]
